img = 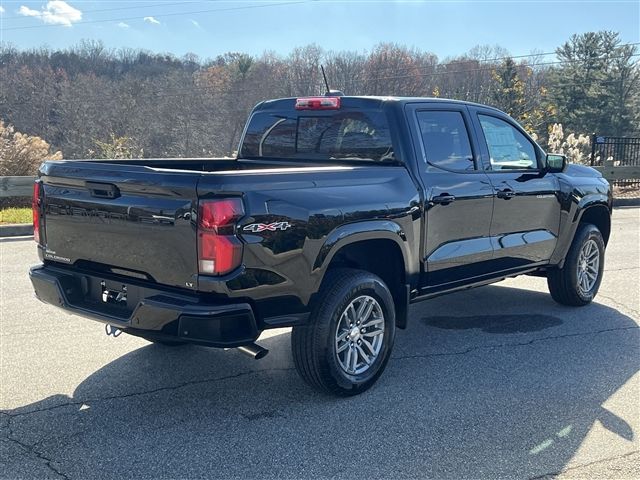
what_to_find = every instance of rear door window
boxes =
[416,111,475,172]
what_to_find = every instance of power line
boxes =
[348,53,640,85]
[98,52,638,98]
[332,50,558,77]
[3,51,635,105]
[3,64,638,107]
[3,77,635,108]
[341,42,640,77]
[1,52,637,106]
[0,1,205,21]
[1,1,311,31]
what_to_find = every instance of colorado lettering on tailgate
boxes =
[47,204,175,225]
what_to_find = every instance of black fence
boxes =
[590,135,640,166]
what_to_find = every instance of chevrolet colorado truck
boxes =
[30,95,612,396]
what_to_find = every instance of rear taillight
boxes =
[32,181,42,244]
[198,198,244,275]
[295,96,341,110]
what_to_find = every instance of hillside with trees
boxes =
[0,31,638,161]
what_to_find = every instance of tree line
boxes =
[0,30,638,162]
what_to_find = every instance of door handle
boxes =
[431,194,456,205]
[496,188,516,200]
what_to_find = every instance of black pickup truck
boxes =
[30,95,612,395]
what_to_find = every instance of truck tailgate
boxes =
[39,161,199,290]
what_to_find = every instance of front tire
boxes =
[292,268,396,396]
[547,223,605,306]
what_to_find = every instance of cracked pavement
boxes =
[1,207,638,479]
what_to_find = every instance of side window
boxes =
[416,111,475,171]
[478,115,538,171]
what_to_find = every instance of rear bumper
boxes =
[29,264,259,347]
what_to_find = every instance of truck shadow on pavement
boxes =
[3,285,639,479]
[423,313,564,333]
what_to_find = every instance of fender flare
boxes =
[313,220,411,273]
[551,194,611,267]
[574,193,611,222]
[309,220,414,329]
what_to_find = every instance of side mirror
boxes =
[545,153,567,173]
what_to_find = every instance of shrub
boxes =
[0,121,62,207]
[546,123,591,165]
[89,133,143,159]
[0,121,62,176]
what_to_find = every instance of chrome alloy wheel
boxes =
[335,295,385,375]
[577,238,600,295]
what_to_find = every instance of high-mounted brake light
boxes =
[32,181,42,244]
[198,198,244,276]
[295,96,341,110]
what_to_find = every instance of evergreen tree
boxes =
[491,58,551,135]
[491,58,523,117]
[549,31,639,136]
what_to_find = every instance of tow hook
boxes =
[105,324,122,337]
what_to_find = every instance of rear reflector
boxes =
[32,182,42,244]
[198,233,243,275]
[198,198,244,275]
[295,96,341,110]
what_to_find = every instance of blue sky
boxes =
[1,0,639,61]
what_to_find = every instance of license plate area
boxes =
[100,281,128,307]
[81,277,136,320]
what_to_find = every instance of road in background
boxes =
[1,208,638,479]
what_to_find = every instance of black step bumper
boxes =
[29,264,259,347]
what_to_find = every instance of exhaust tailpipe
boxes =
[237,343,269,360]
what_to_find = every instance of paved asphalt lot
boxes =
[1,208,638,480]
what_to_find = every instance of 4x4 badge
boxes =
[243,221,292,233]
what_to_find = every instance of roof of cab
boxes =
[254,95,504,114]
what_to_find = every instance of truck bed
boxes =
[36,158,398,293]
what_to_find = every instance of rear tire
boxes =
[547,223,605,306]
[291,268,396,396]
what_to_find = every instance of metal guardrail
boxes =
[1,163,639,198]
[592,160,640,181]
[0,176,35,197]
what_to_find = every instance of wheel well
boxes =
[326,239,408,328]
[580,205,611,245]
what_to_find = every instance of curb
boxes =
[0,224,33,237]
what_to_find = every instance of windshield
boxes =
[240,110,395,162]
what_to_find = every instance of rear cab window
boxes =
[239,102,395,163]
